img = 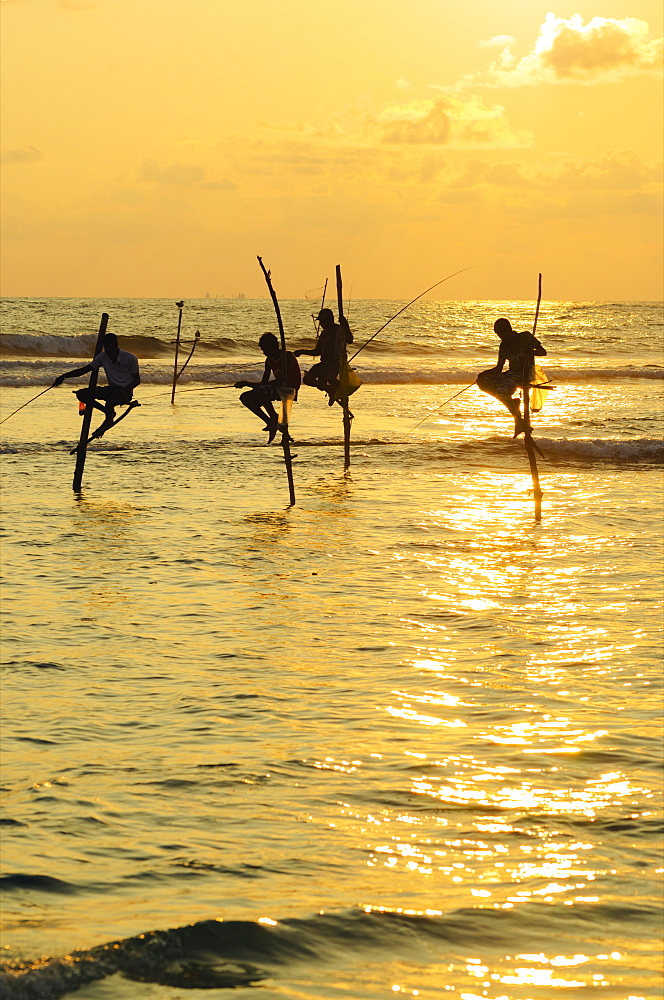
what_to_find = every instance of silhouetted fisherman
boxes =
[294,307,353,404]
[477,318,546,437]
[54,332,140,438]
[235,333,301,443]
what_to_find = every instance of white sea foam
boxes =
[0,333,99,357]
[1,361,662,388]
[538,437,664,462]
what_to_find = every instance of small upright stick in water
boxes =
[171,301,185,405]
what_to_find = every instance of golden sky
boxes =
[1,0,662,299]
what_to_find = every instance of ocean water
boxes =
[0,297,662,1000]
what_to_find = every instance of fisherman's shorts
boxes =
[76,385,133,407]
[477,369,522,401]
[302,361,337,388]
[248,383,283,404]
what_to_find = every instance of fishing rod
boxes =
[0,383,57,426]
[348,266,473,362]
[410,380,478,432]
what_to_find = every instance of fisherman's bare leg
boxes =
[239,390,271,425]
[477,369,525,437]
[326,377,340,405]
[263,400,279,443]
[92,405,117,439]
[239,389,279,443]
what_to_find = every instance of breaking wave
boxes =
[0,333,245,360]
[1,360,663,388]
[535,436,664,463]
[1,902,659,1000]
[2,436,661,466]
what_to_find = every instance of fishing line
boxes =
[0,383,56,426]
[346,282,354,322]
[349,266,473,362]
[140,384,240,400]
[309,278,328,337]
[410,381,477,432]
[410,376,556,433]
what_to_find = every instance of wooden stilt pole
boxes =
[523,402,542,521]
[257,257,296,506]
[170,301,184,404]
[523,274,543,521]
[336,265,352,471]
[72,312,108,493]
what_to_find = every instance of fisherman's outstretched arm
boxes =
[294,333,324,359]
[234,358,270,389]
[53,364,94,385]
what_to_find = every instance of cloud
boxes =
[553,149,661,190]
[1,145,43,164]
[257,91,530,150]
[450,159,530,189]
[451,150,659,192]
[438,150,662,218]
[377,93,532,148]
[467,14,663,86]
[1,0,102,7]
[139,159,236,190]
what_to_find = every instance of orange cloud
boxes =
[378,94,530,148]
[1,144,43,164]
[140,159,236,190]
[468,14,663,86]
[438,150,662,219]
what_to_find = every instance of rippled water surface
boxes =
[1,298,663,999]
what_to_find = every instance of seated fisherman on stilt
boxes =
[477,318,546,437]
[53,332,140,438]
[294,308,353,405]
[235,333,301,444]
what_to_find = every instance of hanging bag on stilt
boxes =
[333,358,362,402]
